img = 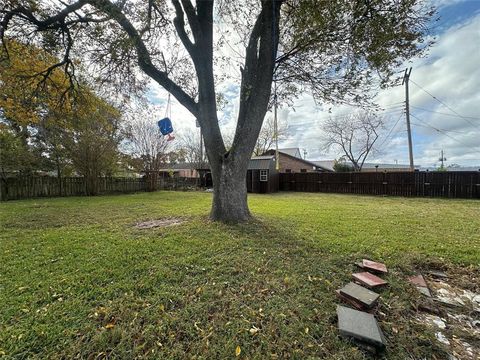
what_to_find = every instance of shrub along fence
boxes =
[279,171,480,199]
[0,176,199,201]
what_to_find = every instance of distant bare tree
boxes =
[253,116,289,156]
[127,106,170,189]
[177,130,206,168]
[322,111,385,171]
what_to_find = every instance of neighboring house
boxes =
[361,163,421,172]
[311,160,335,172]
[276,147,303,159]
[312,160,422,172]
[445,166,480,172]
[420,166,480,172]
[160,157,280,193]
[263,149,331,173]
[158,162,201,178]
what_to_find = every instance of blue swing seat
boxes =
[158,117,174,135]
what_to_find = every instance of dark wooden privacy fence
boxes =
[0,176,199,201]
[279,171,480,199]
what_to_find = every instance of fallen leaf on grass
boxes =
[105,323,115,329]
[235,345,241,356]
[194,322,204,333]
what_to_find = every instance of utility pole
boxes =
[274,81,279,171]
[402,67,414,171]
[196,119,203,163]
[303,149,307,160]
[439,149,447,169]
[199,129,203,163]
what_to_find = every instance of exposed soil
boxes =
[413,269,480,360]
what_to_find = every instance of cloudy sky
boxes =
[149,0,480,168]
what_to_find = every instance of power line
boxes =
[377,112,404,148]
[409,79,479,128]
[411,105,480,121]
[286,108,405,128]
[379,101,405,108]
[410,113,465,145]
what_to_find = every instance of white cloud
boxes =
[288,12,480,167]
[373,13,480,167]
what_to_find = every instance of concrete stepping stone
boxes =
[337,305,386,348]
[338,282,380,309]
[353,272,388,288]
[336,290,365,310]
[362,259,388,274]
[417,286,432,297]
[408,274,432,297]
[427,270,448,279]
[409,275,427,287]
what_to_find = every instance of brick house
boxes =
[263,149,331,173]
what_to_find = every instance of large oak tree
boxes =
[1,0,435,222]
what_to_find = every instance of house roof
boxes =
[248,155,275,170]
[445,166,480,171]
[278,147,302,158]
[311,160,335,171]
[420,166,480,172]
[264,150,332,172]
[312,160,422,171]
[362,162,420,169]
[164,162,196,170]
[159,157,275,172]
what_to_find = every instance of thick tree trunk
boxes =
[210,161,250,222]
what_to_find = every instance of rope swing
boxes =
[157,93,175,141]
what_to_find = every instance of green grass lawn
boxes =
[1,192,479,359]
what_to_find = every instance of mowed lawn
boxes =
[0,192,479,359]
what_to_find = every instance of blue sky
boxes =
[149,0,480,167]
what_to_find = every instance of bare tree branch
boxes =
[321,111,385,171]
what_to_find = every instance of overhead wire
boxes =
[286,108,405,128]
[410,79,479,128]
[411,105,480,120]
[410,113,465,145]
[377,112,405,148]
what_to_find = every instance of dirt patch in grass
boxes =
[410,268,480,360]
[135,218,185,229]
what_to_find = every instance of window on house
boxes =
[301,169,307,173]
[285,169,292,173]
[260,169,268,182]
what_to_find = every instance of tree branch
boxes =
[86,0,199,117]
[171,0,195,55]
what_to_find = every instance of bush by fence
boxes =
[279,171,480,199]
[0,176,200,201]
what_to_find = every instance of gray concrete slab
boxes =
[427,270,448,279]
[337,305,386,348]
[417,286,432,297]
[339,282,380,309]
